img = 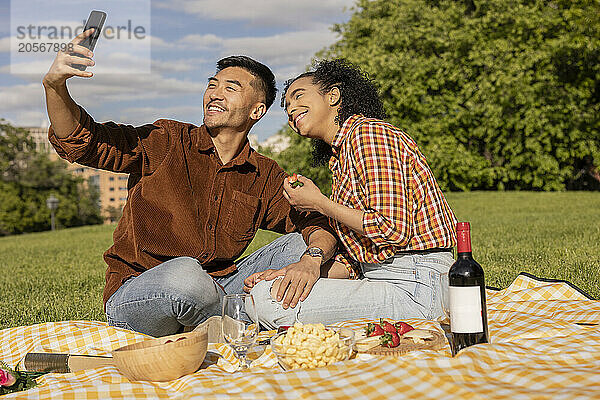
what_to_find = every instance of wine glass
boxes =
[221,294,259,370]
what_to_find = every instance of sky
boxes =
[0,0,355,142]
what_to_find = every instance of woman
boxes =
[248,59,457,329]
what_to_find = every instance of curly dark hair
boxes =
[281,59,387,165]
[281,59,387,125]
[217,55,277,110]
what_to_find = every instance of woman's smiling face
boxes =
[284,76,337,140]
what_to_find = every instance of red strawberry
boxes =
[380,332,400,348]
[288,173,304,188]
[365,322,384,337]
[395,321,415,335]
[380,319,397,334]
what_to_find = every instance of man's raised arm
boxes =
[42,28,96,139]
[41,29,172,176]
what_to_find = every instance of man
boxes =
[43,29,337,337]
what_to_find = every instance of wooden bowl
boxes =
[112,328,208,381]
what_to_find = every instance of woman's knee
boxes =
[250,279,297,330]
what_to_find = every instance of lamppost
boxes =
[46,194,59,231]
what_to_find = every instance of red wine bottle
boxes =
[449,222,489,354]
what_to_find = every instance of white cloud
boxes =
[0,83,44,111]
[113,105,204,125]
[12,110,48,127]
[68,74,205,102]
[225,28,337,67]
[2,34,168,74]
[155,0,354,28]
[152,57,207,73]
[178,33,223,50]
[179,27,338,69]
[0,73,205,116]
[149,36,172,49]
[0,36,9,52]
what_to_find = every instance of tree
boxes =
[104,205,123,224]
[321,0,600,190]
[0,119,103,235]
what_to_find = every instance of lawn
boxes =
[1,192,598,330]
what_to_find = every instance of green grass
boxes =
[446,192,600,295]
[1,192,598,329]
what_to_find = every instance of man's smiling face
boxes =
[203,66,264,132]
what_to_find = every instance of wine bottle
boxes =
[449,222,489,354]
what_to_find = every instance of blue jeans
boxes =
[105,233,306,337]
[250,251,453,329]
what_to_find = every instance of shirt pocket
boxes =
[222,190,261,241]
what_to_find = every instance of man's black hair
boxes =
[281,59,387,165]
[217,55,277,110]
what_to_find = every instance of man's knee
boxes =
[250,279,297,330]
[161,257,221,306]
[278,232,307,256]
[109,257,222,335]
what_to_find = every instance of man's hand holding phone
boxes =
[42,28,96,89]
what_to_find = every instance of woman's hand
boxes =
[283,175,327,213]
[284,174,366,234]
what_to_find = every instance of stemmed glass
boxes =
[222,294,259,370]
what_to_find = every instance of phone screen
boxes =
[73,10,106,71]
[80,11,106,51]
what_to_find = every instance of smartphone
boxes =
[73,10,106,71]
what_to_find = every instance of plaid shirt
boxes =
[329,115,457,264]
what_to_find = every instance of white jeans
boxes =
[251,251,454,329]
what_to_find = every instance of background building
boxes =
[25,125,128,223]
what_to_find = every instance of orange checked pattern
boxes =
[329,114,457,264]
[1,273,599,399]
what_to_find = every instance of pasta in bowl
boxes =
[270,322,355,370]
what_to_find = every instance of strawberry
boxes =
[288,173,304,188]
[365,322,384,337]
[395,321,415,335]
[380,332,400,348]
[380,319,397,334]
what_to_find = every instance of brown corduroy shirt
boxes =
[48,107,332,308]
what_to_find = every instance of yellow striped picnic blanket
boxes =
[1,273,599,399]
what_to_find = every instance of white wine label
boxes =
[449,286,484,333]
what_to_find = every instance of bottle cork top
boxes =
[456,222,472,253]
[456,222,471,231]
